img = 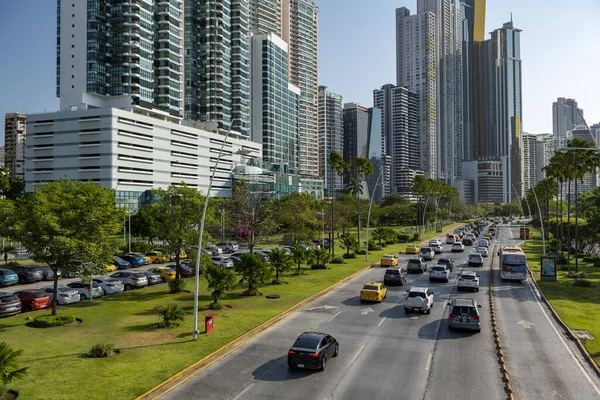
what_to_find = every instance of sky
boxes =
[1,0,599,146]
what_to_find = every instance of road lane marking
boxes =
[377,317,387,327]
[517,319,534,329]
[326,311,342,322]
[360,307,374,315]
[230,381,256,400]
[425,351,433,371]
[306,305,338,311]
[527,280,600,396]
[410,316,418,320]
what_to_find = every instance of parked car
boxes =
[40,285,81,305]
[104,263,117,273]
[92,276,125,295]
[109,271,149,290]
[113,256,132,270]
[11,265,44,284]
[359,282,387,303]
[451,242,465,253]
[0,292,21,317]
[149,267,177,282]
[418,247,435,261]
[15,290,51,312]
[67,281,104,300]
[127,253,152,265]
[383,266,407,286]
[39,266,57,281]
[229,256,242,265]
[448,298,482,332]
[457,271,480,291]
[380,254,399,267]
[287,332,339,371]
[145,252,170,264]
[405,244,420,254]
[211,256,234,268]
[429,265,450,282]
[207,246,223,256]
[437,258,454,272]
[0,269,19,287]
[120,254,146,267]
[141,270,163,285]
[177,263,196,278]
[407,258,427,273]
[431,244,444,254]
[404,286,434,314]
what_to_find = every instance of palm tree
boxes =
[205,264,237,309]
[348,157,373,251]
[268,248,293,283]
[544,152,569,258]
[328,151,350,258]
[339,235,358,257]
[0,341,28,396]
[291,245,308,275]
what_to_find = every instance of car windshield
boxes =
[420,248,431,252]
[461,274,476,280]
[438,259,449,264]
[293,336,321,349]
[57,287,73,292]
[385,270,399,276]
[382,255,394,259]
[363,285,380,290]
[0,294,18,303]
[164,269,175,273]
[33,292,47,299]
[0,269,14,274]
[408,292,426,298]
[134,273,147,278]
[452,306,478,316]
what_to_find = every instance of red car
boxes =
[15,290,52,312]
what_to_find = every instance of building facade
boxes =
[522,133,537,190]
[250,0,282,35]
[317,85,343,196]
[250,33,300,174]
[462,158,507,204]
[4,113,27,179]
[534,133,555,183]
[25,107,260,209]
[552,97,584,148]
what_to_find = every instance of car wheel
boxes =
[476,327,481,333]
[125,284,132,291]
[448,325,454,331]
[288,361,295,369]
[103,289,108,296]
[334,343,339,357]
[475,288,479,292]
[404,307,410,314]
[80,294,87,300]
[154,259,160,264]
[25,306,32,312]
[320,356,327,371]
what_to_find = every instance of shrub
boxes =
[154,304,185,327]
[557,254,567,265]
[565,271,587,279]
[168,278,186,293]
[385,239,396,245]
[412,233,421,241]
[31,314,75,328]
[357,249,367,255]
[582,256,595,263]
[331,257,345,264]
[397,234,410,243]
[573,279,593,288]
[343,253,357,259]
[594,260,600,268]
[311,264,327,270]
[5,261,20,269]
[88,342,117,358]
[559,264,574,271]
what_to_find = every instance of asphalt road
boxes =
[493,225,600,400]
[159,230,507,400]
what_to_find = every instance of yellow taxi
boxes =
[484,233,493,240]
[406,244,420,254]
[360,282,387,303]
[178,250,189,260]
[104,263,117,273]
[145,251,170,264]
[148,266,177,282]
[380,254,399,267]
[128,252,152,265]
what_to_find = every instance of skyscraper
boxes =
[250,0,282,35]
[317,85,343,196]
[396,7,437,179]
[552,98,584,148]
[522,133,537,190]
[4,113,26,179]
[535,133,555,183]
[57,0,185,117]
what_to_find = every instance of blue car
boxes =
[120,255,145,267]
[0,269,19,287]
[113,256,132,270]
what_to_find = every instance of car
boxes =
[229,256,242,265]
[431,244,444,254]
[104,263,118,273]
[418,247,435,260]
[113,256,132,269]
[67,281,104,300]
[451,242,465,252]
[405,244,420,254]
[40,285,81,305]
[468,253,484,267]
[462,238,473,246]
[437,258,454,272]
[149,267,177,282]
[109,271,149,290]
[383,266,407,286]
[206,246,223,256]
[429,265,450,282]
[211,256,234,268]
[177,262,196,278]
[380,254,399,267]
[478,239,490,248]
[457,271,480,291]
[407,258,427,273]
[15,290,52,312]
[464,233,476,241]
[120,254,146,267]
[145,252,170,264]
[429,239,443,247]
[446,236,456,245]
[141,270,163,285]
[483,233,493,240]
[127,253,153,265]
[92,276,125,295]
[359,282,387,303]
[477,246,489,257]
[11,265,44,284]
[448,298,482,332]
[404,287,434,314]
[287,332,339,371]
[0,292,21,317]
[39,266,56,281]
[0,269,19,287]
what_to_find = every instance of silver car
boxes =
[448,298,482,332]
[40,285,81,305]
[109,271,149,290]
[92,277,125,295]
[211,256,234,268]
[67,281,104,300]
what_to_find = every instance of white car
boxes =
[431,244,444,254]
[464,233,476,241]
[211,256,234,268]
[451,242,465,252]
[467,252,484,267]
[40,285,81,305]
[446,236,456,245]
[457,271,480,291]
[404,287,435,314]
[418,247,435,261]
[478,239,490,248]
[429,265,450,282]
[92,276,125,295]
[429,239,443,247]
[477,246,489,257]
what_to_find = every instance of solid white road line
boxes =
[326,311,342,322]
[377,316,387,327]
[230,382,256,400]
[425,351,433,371]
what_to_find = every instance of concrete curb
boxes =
[527,268,600,378]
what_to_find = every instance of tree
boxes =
[229,182,275,253]
[205,265,238,309]
[0,167,25,201]
[0,246,17,265]
[234,253,272,296]
[328,151,350,257]
[129,204,162,243]
[372,228,387,245]
[151,184,205,279]
[291,245,308,275]
[381,194,409,207]
[273,193,320,245]
[339,235,358,256]
[0,341,28,396]
[154,304,185,328]
[307,247,332,268]
[268,248,293,283]
[349,157,373,251]
[15,180,122,315]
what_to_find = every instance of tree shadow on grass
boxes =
[0,321,25,332]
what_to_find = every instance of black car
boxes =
[11,266,44,284]
[176,263,195,278]
[437,258,454,272]
[40,266,57,281]
[384,266,407,286]
[463,238,473,246]
[288,332,339,371]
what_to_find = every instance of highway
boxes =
[159,230,508,400]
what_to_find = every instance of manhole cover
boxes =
[573,330,594,341]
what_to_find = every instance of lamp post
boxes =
[128,210,132,253]
[531,185,546,255]
[365,169,384,261]
[193,121,235,341]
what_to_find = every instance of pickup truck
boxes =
[407,258,427,274]
[380,254,399,267]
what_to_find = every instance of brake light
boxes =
[472,315,480,320]
[287,351,296,355]
[425,297,429,304]
[60,294,69,298]
[107,284,116,287]
[1,276,6,279]
[449,313,458,318]
[311,351,321,358]
[132,278,140,281]
[85,287,90,291]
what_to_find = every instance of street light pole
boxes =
[128,210,132,253]
[531,185,546,255]
[366,169,384,261]
[193,121,234,341]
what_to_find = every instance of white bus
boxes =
[498,246,528,281]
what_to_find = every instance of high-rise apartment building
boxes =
[535,133,555,183]
[522,133,537,190]
[396,7,437,179]
[0,147,5,168]
[57,0,185,117]
[4,113,27,178]
[250,0,282,35]
[250,33,300,172]
[552,98,584,148]
[317,86,343,196]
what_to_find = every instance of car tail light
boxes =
[287,351,296,355]
[107,284,116,287]
[85,287,90,291]
[425,297,429,304]
[60,294,69,298]
[449,313,458,318]
[132,278,140,281]
[310,351,321,358]
[472,315,480,320]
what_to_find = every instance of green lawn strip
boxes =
[6,223,462,399]
[521,237,600,366]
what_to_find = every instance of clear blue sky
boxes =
[1,0,599,146]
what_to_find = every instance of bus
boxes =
[498,246,528,281]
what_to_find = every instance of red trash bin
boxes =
[205,314,217,334]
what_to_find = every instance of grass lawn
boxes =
[4,222,462,399]
[521,237,600,366]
